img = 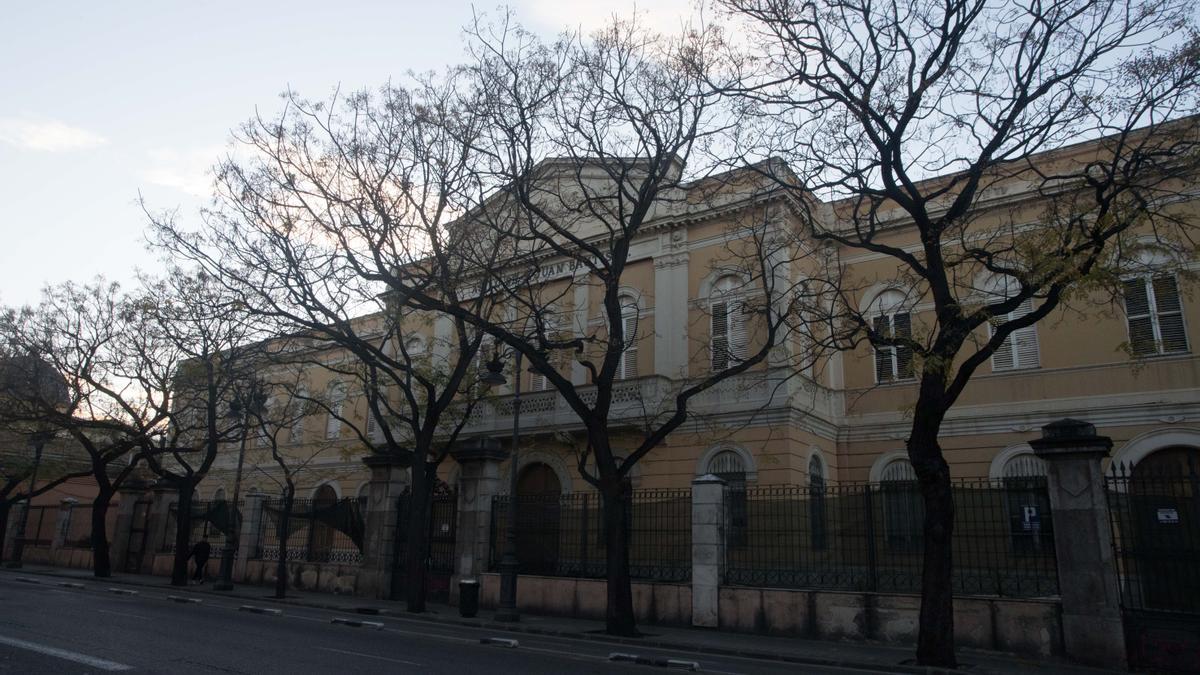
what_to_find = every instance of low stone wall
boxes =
[717,587,1061,659]
[238,559,360,595]
[476,573,692,626]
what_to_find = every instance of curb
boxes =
[239,605,283,616]
[0,568,1110,675]
[331,617,384,630]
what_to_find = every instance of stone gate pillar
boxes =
[233,492,266,582]
[357,453,410,599]
[1029,418,1126,669]
[142,483,178,575]
[2,503,24,562]
[110,480,151,574]
[692,474,727,627]
[448,438,506,605]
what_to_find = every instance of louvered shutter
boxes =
[530,370,547,391]
[991,299,1039,371]
[729,301,747,363]
[325,385,344,439]
[1153,274,1188,353]
[712,301,730,371]
[1124,278,1156,355]
[290,388,307,443]
[893,312,913,378]
[618,313,638,379]
[873,314,894,382]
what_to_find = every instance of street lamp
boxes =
[480,348,524,622]
[215,381,267,591]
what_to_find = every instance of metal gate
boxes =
[124,499,152,573]
[392,482,458,603]
[1107,464,1200,672]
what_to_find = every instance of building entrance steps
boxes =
[3,564,1119,674]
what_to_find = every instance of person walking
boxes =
[190,537,212,584]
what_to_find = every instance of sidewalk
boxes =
[3,564,1116,674]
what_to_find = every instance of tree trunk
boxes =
[601,478,637,636]
[274,488,294,599]
[170,485,194,587]
[909,380,957,668]
[403,466,432,613]
[0,501,10,562]
[91,490,114,578]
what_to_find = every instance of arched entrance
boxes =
[1112,445,1200,616]
[515,462,562,575]
[310,484,337,562]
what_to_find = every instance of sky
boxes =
[0,0,695,307]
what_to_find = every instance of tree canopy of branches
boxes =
[722,0,1200,665]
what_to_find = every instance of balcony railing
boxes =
[458,368,808,436]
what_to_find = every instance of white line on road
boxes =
[96,609,150,620]
[0,634,132,671]
[316,646,423,666]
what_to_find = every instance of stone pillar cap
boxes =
[1029,418,1113,458]
[692,473,727,485]
[362,452,412,469]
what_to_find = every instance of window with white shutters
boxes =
[325,382,346,439]
[990,298,1040,371]
[616,301,639,380]
[290,387,308,444]
[873,310,913,382]
[710,277,746,372]
[1124,274,1189,356]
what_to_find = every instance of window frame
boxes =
[1123,273,1189,357]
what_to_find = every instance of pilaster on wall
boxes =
[449,438,507,603]
[654,250,690,380]
[1029,419,1126,670]
[692,474,726,627]
[358,453,410,599]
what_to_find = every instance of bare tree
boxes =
[148,72,493,612]
[134,271,265,587]
[720,0,1200,664]
[0,281,172,576]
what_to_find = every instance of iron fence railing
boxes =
[1107,464,1200,614]
[723,479,1058,598]
[161,500,240,554]
[19,505,54,548]
[255,497,365,565]
[489,488,692,583]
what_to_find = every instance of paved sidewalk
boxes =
[3,564,1117,674]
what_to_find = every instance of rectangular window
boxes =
[990,298,1040,371]
[1124,274,1189,356]
[873,312,914,382]
[711,301,746,372]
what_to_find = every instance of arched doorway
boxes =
[1116,446,1200,614]
[515,462,561,575]
[310,484,337,562]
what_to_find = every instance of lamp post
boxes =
[480,349,523,622]
[215,382,266,591]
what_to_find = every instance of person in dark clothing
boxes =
[190,538,212,583]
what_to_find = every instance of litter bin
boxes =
[459,579,480,618]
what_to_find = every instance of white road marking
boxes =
[0,634,133,671]
[96,609,150,620]
[316,646,422,666]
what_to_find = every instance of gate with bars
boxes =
[1107,463,1200,672]
[392,481,458,603]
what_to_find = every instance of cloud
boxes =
[0,117,108,152]
[141,146,225,197]
[518,0,697,36]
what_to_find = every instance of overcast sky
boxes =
[0,0,694,307]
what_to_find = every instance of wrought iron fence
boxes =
[255,497,365,565]
[724,478,1058,598]
[489,488,692,583]
[161,500,239,554]
[63,504,96,549]
[1107,464,1200,614]
[19,504,54,548]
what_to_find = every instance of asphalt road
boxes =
[0,575,895,674]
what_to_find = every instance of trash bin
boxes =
[459,579,480,618]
